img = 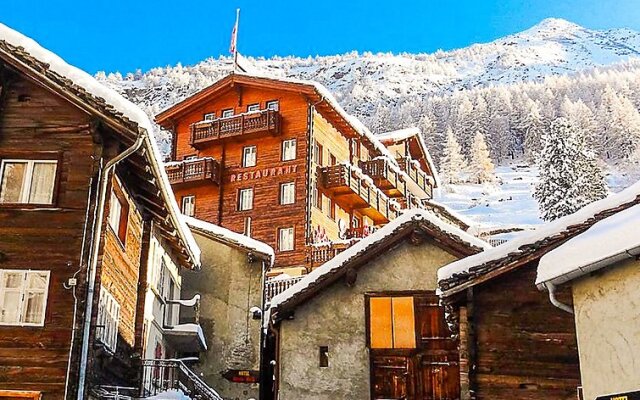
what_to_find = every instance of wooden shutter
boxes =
[392,297,416,349]
[369,297,393,349]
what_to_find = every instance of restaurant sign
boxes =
[229,165,298,182]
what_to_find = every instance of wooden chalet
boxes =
[155,73,443,275]
[0,24,219,400]
[437,182,640,400]
[265,210,489,400]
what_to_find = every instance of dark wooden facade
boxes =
[447,263,580,400]
[0,30,198,399]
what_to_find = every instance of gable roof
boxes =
[184,216,274,264]
[155,72,397,168]
[536,203,640,287]
[269,209,490,322]
[438,180,640,298]
[0,23,200,269]
[377,127,441,188]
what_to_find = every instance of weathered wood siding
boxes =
[0,72,96,398]
[468,263,580,399]
[171,85,310,268]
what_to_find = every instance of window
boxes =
[0,159,57,205]
[315,143,324,166]
[182,195,195,217]
[242,146,257,168]
[282,139,297,161]
[203,112,215,121]
[0,269,50,326]
[329,153,336,166]
[278,227,294,252]
[243,217,252,237]
[108,190,129,244]
[247,103,260,112]
[96,287,120,351]
[266,100,279,111]
[183,154,197,160]
[319,346,329,368]
[368,296,416,349]
[280,182,295,205]
[221,109,234,118]
[155,257,167,298]
[238,188,254,211]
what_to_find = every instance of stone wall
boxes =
[277,239,456,400]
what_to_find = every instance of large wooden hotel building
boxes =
[156,74,441,273]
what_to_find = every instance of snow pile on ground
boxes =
[437,163,542,230]
[536,203,640,285]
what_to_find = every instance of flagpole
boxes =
[233,8,240,73]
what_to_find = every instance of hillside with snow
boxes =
[97,18,640,230]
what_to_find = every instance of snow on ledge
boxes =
[184,216,274,263]
[438,179,640,285]
[536,203,640,286]
[270,209,490,312]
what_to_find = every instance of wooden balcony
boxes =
[189,109,281,147]
[397,156,433,199]
[165,157,221,186]
[319,164,399,224]
[305,241,356,270]
[358,158,406,198]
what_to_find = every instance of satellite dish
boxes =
[338,219,347,239]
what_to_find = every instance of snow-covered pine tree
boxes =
[534,118,607,221]
[440,127,468,184]
[469,131,496,184]
[521,99,546,162]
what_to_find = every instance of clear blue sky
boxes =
[3,0,640,74]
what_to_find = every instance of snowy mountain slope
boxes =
[97,18,640,119]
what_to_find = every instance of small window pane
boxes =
[239,188,253,211]
[27,272,48,290]
[281,182,295,205]
[247,104,260,112]
[0,290,21,323]
[22,291,45,324]
[3,272,23,289]
[204,112,215,121]
[109,192,122,234]
[28,162,57,204]
[0,162,27,203]
[278,227,294,251]
[222,109,234,118]
[243,146,257,168]
[266,101,279,111]
[282,139,296,161]
[182,196,195,217]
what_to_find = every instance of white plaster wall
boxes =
[572,257,640,400]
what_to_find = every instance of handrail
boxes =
[140,358,223,400]
[190,109,280,145]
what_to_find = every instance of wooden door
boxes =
[368,293,459,400]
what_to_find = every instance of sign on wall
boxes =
[595,390,640,400]
[222,369,260,384]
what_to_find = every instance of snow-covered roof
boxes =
[269,209,490,320]
[184,216,274,264]
[0,22,200,269]
[377,127,442,188]
[536,203,640,287]
[424,199,475,231]
[438,180,640,295]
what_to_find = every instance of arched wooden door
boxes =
[367,292,460,400]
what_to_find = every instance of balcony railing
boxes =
[140,359,223,400]
[305,241,356,270]
[397,156,433,199]
[165,157,221,186]
[358,158,406,198]
[190,109,281,146]
[265,276,305,301]
[319,164,399,224]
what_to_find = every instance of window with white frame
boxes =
[108,190,129,244]
[96,287,120,351]
[247,103,260,112]
[242,146,257,168]
[280,182,295,205]
[0,159,57,205]
[278,227,294,252]
[238,188,253,211]
[182,195,195,217]
[243,217,252,237]
[0,269,50,326]
[222,109,234,118]
[203,112,215,121]
[282,139,297,161]
[266,100,279,111]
